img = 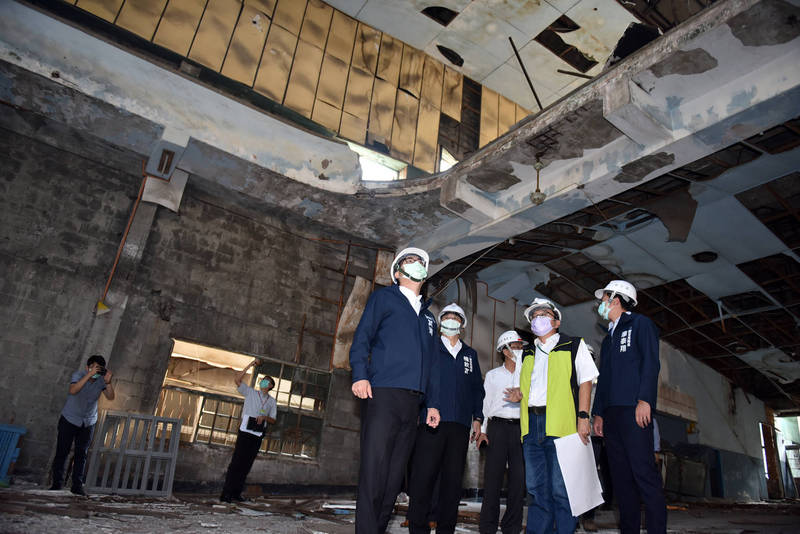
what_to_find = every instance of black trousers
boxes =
[479,418,525,534]
[408,421,470,534]
[604,406,666,534]
[222,430,263,498]
[52,415,94,489]
[356,388,422,534]
[582,436,613,520]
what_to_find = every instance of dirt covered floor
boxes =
[1,483,800,533]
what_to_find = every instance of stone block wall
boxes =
[0,125,369,488]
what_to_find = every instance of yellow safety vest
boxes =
[519,336,580,440]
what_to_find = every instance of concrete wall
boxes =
[0,125,371,489]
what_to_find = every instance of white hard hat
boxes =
[438,302,467,327]
[523,298,562,322]
[496,330,527,352]
[594,280,638,307]
[389,247,429,284]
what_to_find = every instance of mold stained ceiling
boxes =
[2,0,800,411]
[325,0,641,111]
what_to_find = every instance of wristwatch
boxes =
[578,411,590,419]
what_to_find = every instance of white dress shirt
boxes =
[513,333,599,407]
[398,285,422,315]
[609,311,632,335]
[238,383,277,437]
[481,362,521,433]
[441,335,462,357]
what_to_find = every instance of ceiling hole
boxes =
[422,6,459,26]
[692,251,719,263]
[436,45,464,67]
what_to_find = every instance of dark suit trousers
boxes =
[408,421,470,534]
[604,406,666,534]
[479,418,525,534]
[356,388,422,534]
[222,430,263,498]
[51,415,94,489]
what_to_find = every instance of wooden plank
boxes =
[221,4,271,86]
[299,0,333,50]
[343,66,374,122]
[376,34,400,85]
[283,39,324,118]
[339,111,366,144]
[399,45,424,99]
[516,103,531,123]
[479,86,499,148]
[116,0,168,40]
[245,0,276,17]
[413,99,440,174]
[325,11,357,64]
[253,24,297,102]
[352,23,380,75]
[312,99,342,132]
[76,0,123,22]
[420,56,443,108]
[441,66,462,120]
[317,53,349,108]
[188,0,241,72]
[390,91,419,163]
[273,0,307,35]
[153,0,206,57]
[498,95,516,135]
[367,78,396,147]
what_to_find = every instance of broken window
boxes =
[154,340,329,460]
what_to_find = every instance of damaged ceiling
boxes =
[2,0,800,413]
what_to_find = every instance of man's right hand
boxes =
[351,379,372,399]
[593,415,604,437]
[475,433,489,449]
[504,387,522,403]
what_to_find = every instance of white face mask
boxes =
[440,318,461,336]
[511,348,523,360]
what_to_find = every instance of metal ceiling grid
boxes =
[736,171,800,252]
[738,254,800,311]
[745,118,800,154]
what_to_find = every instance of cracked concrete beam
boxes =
[603,77,675,148]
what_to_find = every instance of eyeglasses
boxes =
[400,255,422,265]
[531,312,554,319]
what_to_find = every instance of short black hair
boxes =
[607,291,634,311]
[87,355,106,368]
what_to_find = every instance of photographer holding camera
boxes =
[50,354,115,495]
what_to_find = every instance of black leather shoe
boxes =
[232,494,248,502]
[70,485,87,496]
[220,494,232,503]
[49,484,62,491]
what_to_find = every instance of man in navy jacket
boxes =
[350,247,442,534]
[407,302,484,534]
[592,280,666,534]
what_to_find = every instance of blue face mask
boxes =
[597,301,610,321]
[260,379,272,390]
[92,374,101,380]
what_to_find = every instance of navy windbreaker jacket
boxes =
[349,284,441,410]
[424,339,484,428]
[592,311,660,417]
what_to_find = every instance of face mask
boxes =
[511,348,523,360]
[260,379,272,390]
[531,316,554,337]
[597,301,610,321]
[440,318,461,336]
[400,261,427,282]
[92,374,101,380]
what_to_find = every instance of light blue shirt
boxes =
[61,370,106,427]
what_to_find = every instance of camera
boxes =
[96,367,107,376]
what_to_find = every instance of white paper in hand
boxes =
[554,433,604,516]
